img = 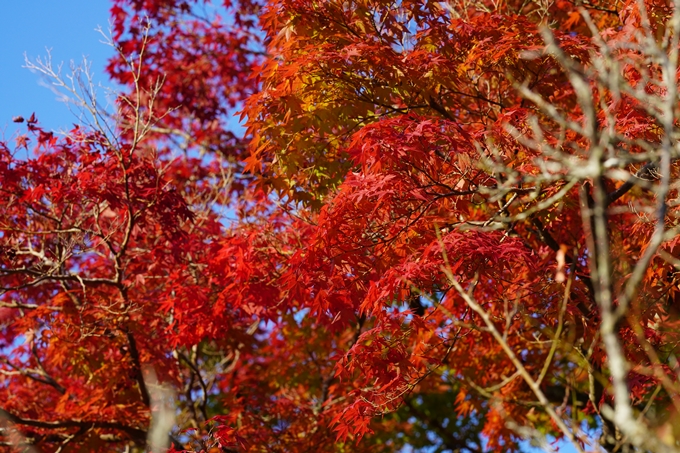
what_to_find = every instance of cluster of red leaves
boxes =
[243,0,680,448]
[0,115,317,450]
[4,0,680,451]
[109,0,264,160]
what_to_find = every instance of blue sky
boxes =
[0,2,113,134]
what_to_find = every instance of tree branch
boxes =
[0,408,146,441]
[124,329,151,407]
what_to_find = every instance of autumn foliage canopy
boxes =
[3,0,680,451]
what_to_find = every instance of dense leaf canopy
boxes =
[2,0,680,452]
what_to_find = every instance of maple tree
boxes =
[3,0,680,452]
